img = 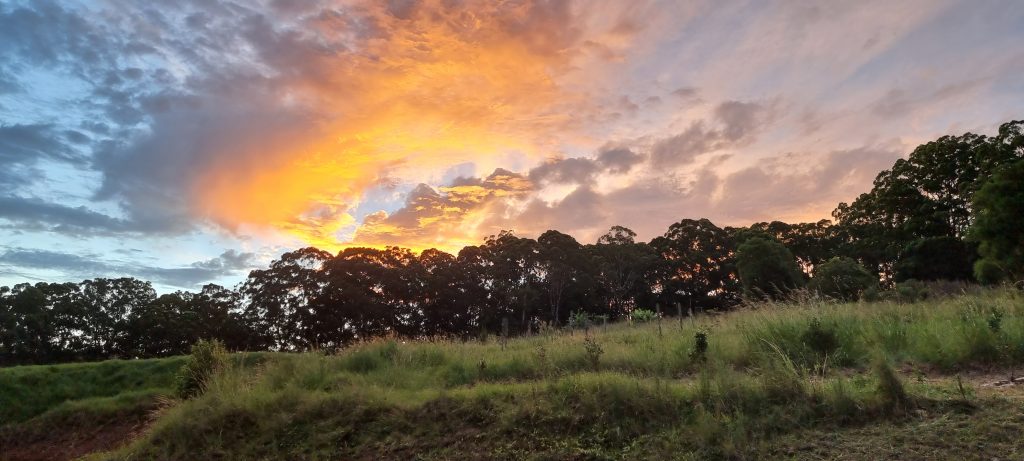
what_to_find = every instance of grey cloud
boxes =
[0,69,21,94]
[651,100,774,167]
[0,195,127,230]
[716,146,901,221]
[0,248,257,289]
[0,248,106,274]
[871,79,988,118]
[510,186,609,238]
[715,100,770,142]
[0,124,82,164]
[671,87,698,99]
[650,122,717,167]
[528,157,601,185]
[596,145,645,173]
[0,195,168,236]
[528,144,646,187]
[137,250,257,288]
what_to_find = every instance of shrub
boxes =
[735,237,805,299]
[175,339,226,399]
[987,308,1004,333]
[690,330,709,364]
[892,280,928,303]
[569,311,591,330]
[893,236,975,282]
[583,337,603,370]
[801,317,839,356]
[632,309,657,323]
[873,358,910,412]
[974,258,1006,285]
[809,257,877,301]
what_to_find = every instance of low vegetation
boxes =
[6,289,1016,459]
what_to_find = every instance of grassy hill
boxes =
[4,289,1024,460]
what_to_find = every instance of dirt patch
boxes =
[0,404,160,461]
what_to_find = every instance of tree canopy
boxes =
[3,120,1024,365]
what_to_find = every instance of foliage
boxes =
[631,309,657,323]
[969,159,1024,283]
[833,121,1023,278]
[735,237,805,299]
[801,318,838,356]
[568,311,591,330]
[893,236,976,282]
[175,339,227,399]
[583,337,603,369]
[690,329,708,364]
[809,257,877,301]
[650,218,740,309]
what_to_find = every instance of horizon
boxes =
[2,0,1023,292]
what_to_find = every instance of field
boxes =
[4,289,1024,460]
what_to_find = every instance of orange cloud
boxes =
[188,0,610,251]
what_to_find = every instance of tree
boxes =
[893,236,975,282]
[417,249,475,337]
[184,284,249,350]
[318,247,421,344]
[475,231,542,333]
[735,238,805,299]
[3,284,51,364]
[240,248,331,350]
[590,226,658,317]
[743,220,841,272]
[969,160,1024,283]
[77,278,156,358]
[537,230,594,326]
[809,257,876,301]
[651,218,739,310]
[833,121,1024,280]
[125,293,191,358]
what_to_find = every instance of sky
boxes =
[1,0,1023,292]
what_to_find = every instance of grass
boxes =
[0,356,186,425]
[6,288,1024,459]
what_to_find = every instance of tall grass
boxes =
[103,289,1023,459]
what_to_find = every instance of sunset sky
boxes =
[1,0,1023,291]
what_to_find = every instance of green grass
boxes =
[81,288,1024,460]
[0,356,186,425]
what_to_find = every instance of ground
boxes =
[3,290,1024,460]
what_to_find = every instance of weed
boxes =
[632,309,657,323]
[873,358,910,413]
[988,307,1004,332]
[802,317,839,356]
[175,339,226,399]
[584,337,604,370]
[690,330,709,364]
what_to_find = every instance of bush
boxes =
[893,236,975,282]
[735,237,805,299]
[690,330,709,364]
[974,258,1006,285]
[569,311,591,330]
[801,318,839,356]
[873,358,911,412]
[631,309,657,323]
[892,280,928,303]
[809,257,877,301]
[175,339,226,399]
[583,337,603,370]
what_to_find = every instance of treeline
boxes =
[1,121,1022,366]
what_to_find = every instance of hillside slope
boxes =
[5,290,1024,460]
